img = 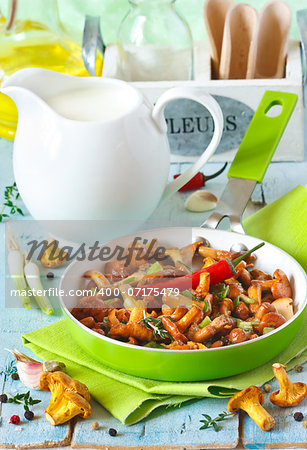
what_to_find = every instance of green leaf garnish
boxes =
[199,316,211,328]
[140,316,171,340]
[263,327,275,334]
[144,342,165,349]
[177,260,193,273]
[103,298,117,304]
[233,296,240,308]
[7,391,41,411]
[122,276,136,285]
[182,290,197,300]
[200,410,234,432]
[239,294,255,305]
[203,298,209,313]
[146,262,163,275]
[212,283,230,301]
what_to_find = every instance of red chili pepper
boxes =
[133,242,264,296]
[174,172,205,191]
[173,163,227,192]
[134,259,234,294]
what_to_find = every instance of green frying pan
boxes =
[59,91,306,381]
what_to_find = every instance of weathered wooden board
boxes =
[153,160,307,229]
[72,397,239,449]
[1,128,307,449]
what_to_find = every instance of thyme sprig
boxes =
[0,183,24,222]
[200,410,234,432]
[140,316,171,340]
[7,391,41,412]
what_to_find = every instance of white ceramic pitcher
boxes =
[2,69,223,223]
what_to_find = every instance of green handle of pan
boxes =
[227,91,298,183]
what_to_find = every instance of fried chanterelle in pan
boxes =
[71,239,295,350]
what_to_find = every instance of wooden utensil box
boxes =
[103,40,304,162]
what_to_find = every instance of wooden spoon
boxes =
[203,0,234,78]
[253,1,292,79]
[219,3,258,79]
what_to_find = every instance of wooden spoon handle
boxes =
[203,0,234,79]
[219,3,258,80]
[254,0,292,79]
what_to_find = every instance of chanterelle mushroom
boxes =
[270,363,307,407]
[228,386,276,431]
[40,371,92,425]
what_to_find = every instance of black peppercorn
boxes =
[0,394,8,403]
[46,272,54,279]
[11,372,19,380]
[24,411,34,421]
[108,428,117,437]
[294,412,304,422]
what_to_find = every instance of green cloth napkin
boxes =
[244,185,307,272]
[22,316,307,425]
[22,185,307,425]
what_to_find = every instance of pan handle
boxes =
[227,90,297,183]
[202,90,297,233]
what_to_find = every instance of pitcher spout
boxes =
[1,86,49,119]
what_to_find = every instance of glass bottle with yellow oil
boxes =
[0,0,94,140]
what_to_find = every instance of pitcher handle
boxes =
[82,15,105,76]
[152,87,224,202]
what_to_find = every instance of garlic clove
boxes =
[7,349,43,390]
[185,190,218,212]
[7,349,65,390]
[17,360,43,390]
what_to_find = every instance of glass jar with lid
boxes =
[118,0,193,81]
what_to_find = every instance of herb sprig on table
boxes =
[7,391,41,411]
[0,182,24,222]
[200,411,234,432]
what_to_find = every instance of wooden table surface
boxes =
[0,102,306,449]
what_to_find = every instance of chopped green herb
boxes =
[144,342,165,349]
[182,290,197,300]
[146,262,163,275]
[122,276,136,285]
[101,316,110,334]
[212,283,230,301]
[199,316,211,328]
[233,296,240,308]
[200,411,234,432]
[263,327,275,335]
[140,316,171,340]
[231,242,265,266]
[203,298,209,313]
[236,319,258,333]
[239,294,255,305]
[104,298,117,304]
[249,320,259,326]
[177,260,193,273]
